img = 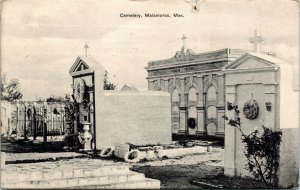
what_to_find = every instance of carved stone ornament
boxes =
[243,99,259,120]
[74,79,86,103]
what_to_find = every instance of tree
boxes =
[1,75,23,102]
[46,95,65,102]
[104,70,117,90]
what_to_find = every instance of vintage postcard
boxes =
[0,0,299,189]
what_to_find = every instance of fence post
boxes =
[43,102,48,142]
[24,104,27,140]
[33,103,37,140]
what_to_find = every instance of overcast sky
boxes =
[1,0,299,100]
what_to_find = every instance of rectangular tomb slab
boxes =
[95,91,171,150]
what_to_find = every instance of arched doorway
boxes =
[206,85,218,136]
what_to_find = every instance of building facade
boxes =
[145,46,246,138]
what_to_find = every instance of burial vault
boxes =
[224,52,299,187]
[146,34,299,187]
[69,55,171,150]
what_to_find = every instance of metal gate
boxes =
[15,101,65,140]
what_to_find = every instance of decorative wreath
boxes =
[187,118,196,129]
[99,146,115,158]
[74,79,86,103]
[124,149,142,163]
[243,99,259,120]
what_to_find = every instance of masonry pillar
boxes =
[216,74,225,137]
[196,76,205,135]
[164,79,169,92]
[88,90,95,149]
[224,85,236,176]
[196,107,205,135]
[178,77,187,133]
[179,107,187,133]
[264,83,277,130]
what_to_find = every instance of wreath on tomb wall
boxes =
[74,79,86,103]
[243,99,259,120]
[187,118,196,129]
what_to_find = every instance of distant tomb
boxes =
[69,56,171,150]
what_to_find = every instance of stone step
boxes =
[2,165,129,183]
[3,171,145,189]
[70,178,161,189]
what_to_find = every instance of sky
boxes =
[1,0,299,100]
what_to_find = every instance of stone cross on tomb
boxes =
[84,42,89,57]
[182,34,187,49]
[249,30,264,53]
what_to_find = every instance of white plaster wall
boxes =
[279,63,299,129]
[278,128,299,188]
[95,91,171,150]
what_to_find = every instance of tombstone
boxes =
[69,55,171,150]
[223,52,299,188]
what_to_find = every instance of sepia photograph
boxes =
[0,0,299,189]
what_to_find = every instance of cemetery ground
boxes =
[1,138,266,189]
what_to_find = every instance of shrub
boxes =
[224,102,282,189]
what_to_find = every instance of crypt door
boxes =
[205,85,217,136]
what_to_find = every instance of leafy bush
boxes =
[224,102,282,189]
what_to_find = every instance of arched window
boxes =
[188,106,197,118]
[207,106,217,119]
[172,106,179,116]
[188,87,197,102]
[207,86,217,101]
[171,89,180,102]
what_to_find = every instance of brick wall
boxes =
[278,128,299,188]
[95,91,171,149]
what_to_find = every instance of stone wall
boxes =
[278,128,299,188]
[95,91,171,149]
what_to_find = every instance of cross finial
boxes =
[249,30,264,53]
[84,42,89,57]
[181,34,187,49]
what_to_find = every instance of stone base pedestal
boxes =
[82,139,92,151]
[178,130,186,134]
[215,131,225,138]
[196,131,206,135]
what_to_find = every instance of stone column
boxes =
[178,77,187,133]
[224,85,237,176]
[148,79,154,91]
[197,76,204,106]
[178,107,187,133]
[179,78,186,107]
[88,90,95,149]
[164,79,169,92]
[196,106,205,135]
[215,74,225,137]
[264,83,277,130]
[196,76,205,135]
[216,107,225,137]
[217,74,225,107]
